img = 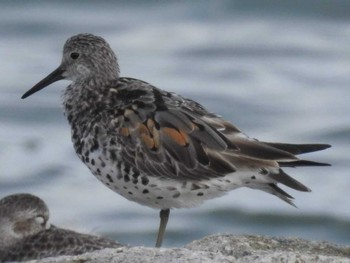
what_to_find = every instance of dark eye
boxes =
[70,52,79,59]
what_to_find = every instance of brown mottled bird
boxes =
[22,34,331,247]
[0,193,123,262]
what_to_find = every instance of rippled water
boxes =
[0,0,349,247]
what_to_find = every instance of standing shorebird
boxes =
[22,34,330,247]
[0,193,123,262]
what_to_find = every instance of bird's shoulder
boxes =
[107,77,208,114]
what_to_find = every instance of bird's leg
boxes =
[155,209,170,248]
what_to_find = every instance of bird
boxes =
[21,33,331,248]
[0,193,123,262]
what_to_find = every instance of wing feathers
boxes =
[268,184,296,207]
[233,139,298,161]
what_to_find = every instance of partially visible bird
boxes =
[0,193,123,262]
[22,33,331,247]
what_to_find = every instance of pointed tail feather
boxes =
[268,183,297,207]
[278,160,331,167]
[254,183,297,207]
[262,142,331,155]
[246,142,330,207]
[270,169,311,192]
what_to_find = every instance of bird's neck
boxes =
[63,78,113,129]
[0,219,20,250]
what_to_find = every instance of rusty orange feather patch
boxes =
[161,127,189,146]
[119,127,130,137]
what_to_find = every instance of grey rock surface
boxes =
[21,234,350,263]
[187,234,350,263]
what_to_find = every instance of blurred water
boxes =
[0,0,349,247]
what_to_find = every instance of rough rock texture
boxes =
[187,234,350,263]
[21,234,350,263]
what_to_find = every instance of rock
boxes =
[22,234,350,263]
[22,246,230,263]
[187,234,350,263]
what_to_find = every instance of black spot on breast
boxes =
[110,150,117,161]
[142,189,149,194]
[191,184,201,190]
[259,168,269,175]
[157,196,163,200]
[128,191,133,195]
[91,139,99,152]
[124,174,130,182]
[132,170,140,179]
[197,192,204,196]
[91,159,95,165]
[172,192,180,198]
[124,165,130,174]
[251,176,256,180]
[75,141,84,155]
[141,176,149,186]
[106,174,114,183]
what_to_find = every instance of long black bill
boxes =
[21,66,65,99]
